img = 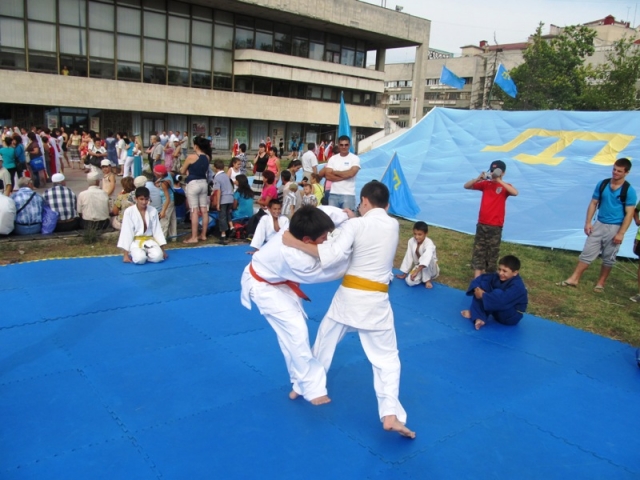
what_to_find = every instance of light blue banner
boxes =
[358,108,640,257]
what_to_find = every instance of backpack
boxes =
[597,178,630,216]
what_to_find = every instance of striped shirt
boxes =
[12,187,44,225]
[44,185,77,221]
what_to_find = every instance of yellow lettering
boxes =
[482,129,635,166]
[393,169,401,190]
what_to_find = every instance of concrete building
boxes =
[383,15,639,127]
[0,0,430,151]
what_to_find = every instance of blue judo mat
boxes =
[1,246,639,479]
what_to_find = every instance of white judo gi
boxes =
[117,205,167,264]
[398,236,439,286]
[313,208,408,423]
[250,213,290,250]
[241,220,349,401]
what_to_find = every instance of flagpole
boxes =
[380,151,397,182]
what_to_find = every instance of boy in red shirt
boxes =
[463,160,519,278]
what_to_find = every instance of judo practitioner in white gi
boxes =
[249,199,290,252]
[241,206,349,405]
[117,186,168,264]
[395,221,439,288]
[283,181,416,438]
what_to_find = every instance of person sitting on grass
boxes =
[461,255,528,331]
[395,221,439,288]
[117,186,167,264]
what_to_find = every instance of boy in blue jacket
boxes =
[461,255,528,330]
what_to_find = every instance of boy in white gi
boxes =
[249,199,290,252]
[395,221,439,288]
[117,186,168,264]
[241,206,349,405]
[283,181,415,439]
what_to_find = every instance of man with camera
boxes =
[464,160,519,278]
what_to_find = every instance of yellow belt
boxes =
[341,274,389,293]
[134,235,154,248]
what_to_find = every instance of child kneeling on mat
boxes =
[117,186,168,264]
[461,255,528,330]
[395,221,439,288]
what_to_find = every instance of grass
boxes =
[1,220,639,347]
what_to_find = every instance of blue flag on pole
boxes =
[338,91,354,153]
[494,63,517,98]
[440,65,465,90]
[380,152,420,219]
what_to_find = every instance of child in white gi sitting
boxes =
[395,221,439,288]
[249,199,289,252]
[117,186,168,264]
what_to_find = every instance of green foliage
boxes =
[581,37,640,110]
[502,23,596,110]
[501,23,640,111]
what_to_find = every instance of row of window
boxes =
[384,80,413,88]
[426,77,473,86]
[388,108,410,115]
[424,92,470,100]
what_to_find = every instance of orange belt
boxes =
[249,263,310,302]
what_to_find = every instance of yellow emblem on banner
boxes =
[482,129,635,166]
[393,169,401,190]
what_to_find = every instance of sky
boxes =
[360,0,639,63]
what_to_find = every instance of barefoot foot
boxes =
[310,395,331,405]
[183,238,198,244]
[460,310,471,319]
[425,280,433,289]
[474,319,485,330]
[289,390,300,400]
[382,415,416,439]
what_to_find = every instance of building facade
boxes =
[0,0,430,150]
[383,15,639,128]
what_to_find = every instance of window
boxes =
[255,20,273,52]
[168,16,189,43]
[235,28,254,49]
[213,75,231,90]
[144,38,165,65]
[168,42,188,67]
[117,6,141,34]
[60,27,86,55]
[90,58,115,79]
[272,81,290,97]
[213,49,232,74]
[143,64,165,83]
[0,18,25,49]
[192,71,211,88]
[29,23,56,52]
[59,0,86,26]
[89,1,114,31]
[90,31,114,58]
[118,35,140,62]
[234,77,252,93]
[426,78,440,86]
[291,27,308,58]
[118,62,140,81]
[254,78,271,95]
[191,46,211,71]
[192,21,212,46]
[214,25,233,49]
[274,24,291,54]
[309,30,324,61]
[0,1,24,17]
[28,0,56,21]
[307,86,322,99]
[29,52,57,73]
[144,11,166,39]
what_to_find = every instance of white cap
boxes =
[51,173,65,183]
[100,159,111,167]
[133,176,147,187]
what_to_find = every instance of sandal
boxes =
[556,281,577,288]
[593,285,605,293]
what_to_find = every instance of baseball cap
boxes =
[489,160,506,172]
[51,173,65,182]
[133,175,147,188]
[100,159,111,167]
[153,165,167,175]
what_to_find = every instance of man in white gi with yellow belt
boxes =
[241,206,349,405]
[284,181,415,438]
[117,186,168,264]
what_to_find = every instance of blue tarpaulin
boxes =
[358,108,640,257]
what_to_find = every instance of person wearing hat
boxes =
[153,164,176,241]
[78,171,110,230]
[463,160,519,278]
[117,186,167,264]
[0,156,12,196]
[44,173,79,232]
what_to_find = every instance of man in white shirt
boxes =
[324,135,360,211]
[283,181,416,439]
[300,143,318,179]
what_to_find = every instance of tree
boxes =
[581,38,640,110]
[501,23,596,110]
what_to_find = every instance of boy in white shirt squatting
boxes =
[241,206,349,405]
[395,221,439,288]
[117,186,168,264]
[283,181,416,439]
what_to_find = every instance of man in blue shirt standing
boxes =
[558,158,636,292]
